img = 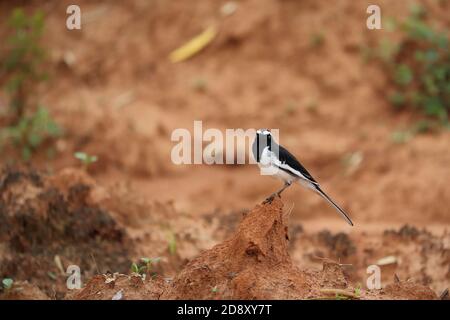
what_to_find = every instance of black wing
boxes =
[276,144,318,184]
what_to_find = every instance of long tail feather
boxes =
[314,186,354,226]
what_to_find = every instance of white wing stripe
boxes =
[270,152,318,185]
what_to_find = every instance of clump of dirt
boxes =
[384,224,422,240]
[318,230,356,259]
[161,197,319,299]
[380,281,438,300]
[0,281,49,300]
[0,167,133,299]
[69,274,167,300]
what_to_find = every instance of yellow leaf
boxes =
[169,26,217,63]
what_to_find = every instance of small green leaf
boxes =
[378,38,398,62]
[394,64,413,86]
[138,266,147,274]
[310,32,325,48]
[2,278,14,289]
[151,257,161,264]
[168,232,177,256]
[131,263,139,273]
[354,283,361,297]
[141,257,151,264]
[74,152,88,161]
[423,96,445,117]
[47,271,57,280]
[74,152,97,165]
[22,146,32,161]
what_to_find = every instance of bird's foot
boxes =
[262,193,280,204]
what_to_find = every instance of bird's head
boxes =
[255,128,273,150]
[256,128,272,137]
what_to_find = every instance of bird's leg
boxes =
[263,181,292,204]
[276,181,292,196]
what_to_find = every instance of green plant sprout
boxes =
[141,257,161,274]
[191,77,208,92]
[391,119,438,144]
[2,278,14,290]
[1,9,61,161]
[2,8,46,119]
[74,152,98,168]
[372,4,449,124]
[47,271,57,281]
[168,232,177,256]
[310,32,325,48]
[1,107,61,161]
[131,262,141,274]
[131,257,161,276]
[334,293,349,300]
[354,283,362,298]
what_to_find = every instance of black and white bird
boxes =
[252,129,353,226]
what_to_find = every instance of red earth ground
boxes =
[0,0,449,299]
[0,166,447,300]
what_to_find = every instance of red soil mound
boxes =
[162,198,317,299]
